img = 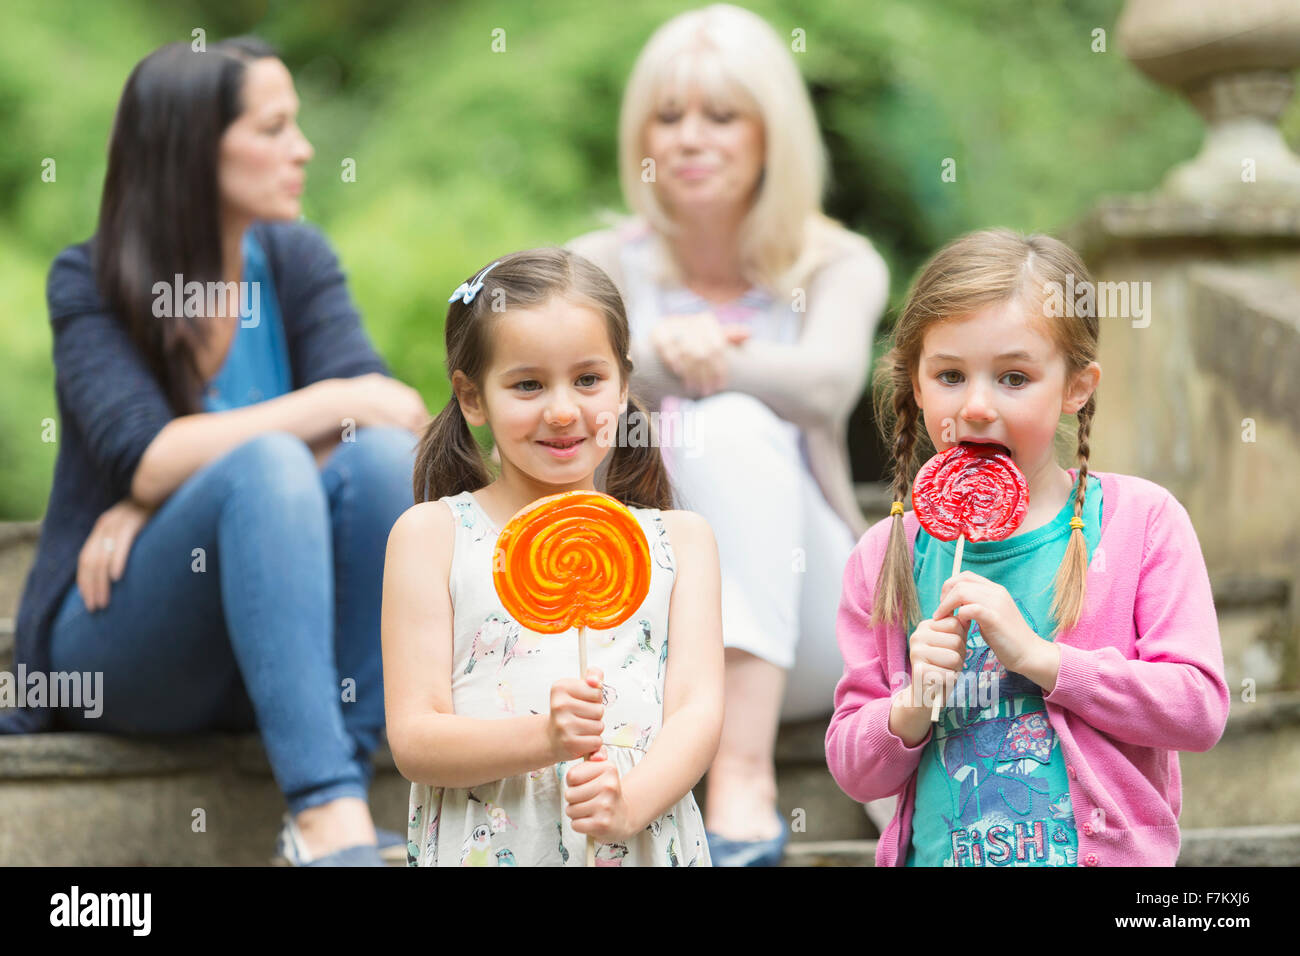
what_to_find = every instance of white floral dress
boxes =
[406,490,711,866]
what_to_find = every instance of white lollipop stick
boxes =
[574,624,597,867]
[932,533,966,722]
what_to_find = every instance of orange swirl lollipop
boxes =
[492,489,651,867]
[493,490,650,634]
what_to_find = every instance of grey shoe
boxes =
[272,813,387,867]
[705,809,789,867]
[374,826,407,865]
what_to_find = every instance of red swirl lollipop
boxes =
[912,443,1029,543]
[911,442,1029,721]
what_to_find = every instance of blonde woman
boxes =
[569,4,892,863]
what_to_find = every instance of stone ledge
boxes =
[0,523,40,549]
[1222,689,1300,739]
[783,840,877,866]
[1188,265,1300,429]
[1065,195,1300,261]
[0,768,412,866]
[775,716,834,765]
[1210,575,1291,610]
[1179,824,1300,866]
[854,481,896,518]
[0,731,398,780]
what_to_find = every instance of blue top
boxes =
[201,232,292,412]
[5,221,390,734]
[904,472,1102,866]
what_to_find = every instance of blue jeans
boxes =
[47,428,416,815]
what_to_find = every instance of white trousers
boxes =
[661,391,899,831]
[663,391,855,722]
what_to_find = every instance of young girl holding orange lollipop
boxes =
[826,228,1229,866]
[382,248,723,866]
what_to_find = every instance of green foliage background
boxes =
[2,0,1295,518]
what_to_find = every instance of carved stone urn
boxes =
[1117,0,1300,201]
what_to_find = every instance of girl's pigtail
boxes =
[1047,395,1095,638]
[413,396,490,503]
[603,394,674,511]
[871,370,922,632]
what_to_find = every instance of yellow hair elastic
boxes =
[891,501,904,517]
[1069,517,1084,530]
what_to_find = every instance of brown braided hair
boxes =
[413,247,674,512]
[871,228,1100,640]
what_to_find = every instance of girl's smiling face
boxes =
[912,298,1099,506]
[454,297,628,493]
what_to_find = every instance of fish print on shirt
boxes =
[924,601,1078,866]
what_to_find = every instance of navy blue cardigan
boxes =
[2,221,391,734]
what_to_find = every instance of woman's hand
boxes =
[930,570,1042,676]
[77,498,155,612]
[564,745,636,842]
[650,312,751,397]
[331,373,430,435]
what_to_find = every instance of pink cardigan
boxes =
[825,469,1229,866]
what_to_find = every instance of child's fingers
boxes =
[930,614,969,639]
[914,644,964,673]
[914,621,965,655]
[564,760,602,788]
[565,774,617,811]
[554,677,603,703]
[563,717,605,740]
[560,698,604,720]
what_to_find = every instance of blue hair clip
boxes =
[448,261,501,305]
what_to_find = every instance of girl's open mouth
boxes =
[538,438,584,458]
[960,440,1013,458]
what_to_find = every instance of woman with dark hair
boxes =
[3,37,427,866]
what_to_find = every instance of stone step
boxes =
[0,731,413,866]
[1,699,1295,864]
[1178,690,1300,828]
[782,823,1300,866]
[0,725,863,863]
[0,521,38,678]
[855,480,894,520]
[0,522,39,622]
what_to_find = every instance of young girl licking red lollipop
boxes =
[826,228,1228,867]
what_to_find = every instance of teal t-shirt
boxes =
[904,472,1101,867]
[202,231,292,412]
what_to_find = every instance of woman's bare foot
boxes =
[704,649,786,841]
[292,797,377,859]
